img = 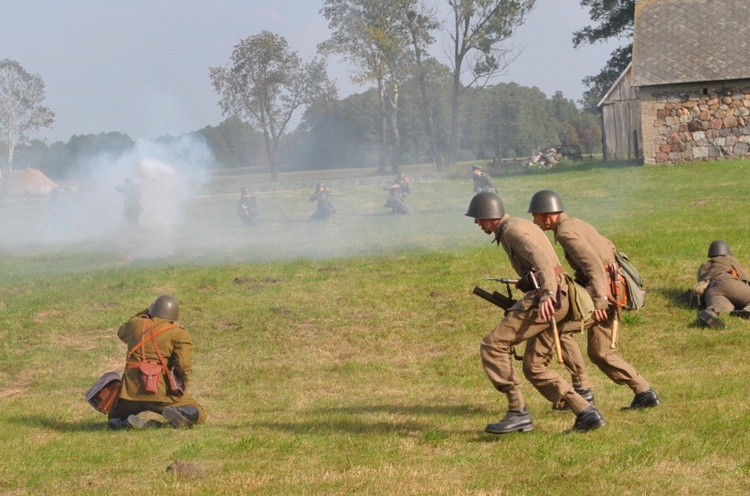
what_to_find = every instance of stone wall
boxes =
[639,80,750,164]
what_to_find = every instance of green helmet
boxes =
[707,240,731,257]
[528,190,564,214]
[466,192,505,219]
[149,294,179,321]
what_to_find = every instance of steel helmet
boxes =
[149,294,179,321]
[466,192,505,219]
[528,190,564,214]
[707,240,731,257]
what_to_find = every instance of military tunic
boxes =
[481,214,591,414]
[698,255,750,313]
[108,313,206,423]
[554,213,651,395]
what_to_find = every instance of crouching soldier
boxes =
[108,295,206,429]
[696,240,750,328]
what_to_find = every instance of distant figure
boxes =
[237,187,260,226]
[309,183,335,221]
[115,178,142,229]
[472,165,497,194]
[46,186,69,230]
[383,173,413,214]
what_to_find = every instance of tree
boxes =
[321,0,415,174]
[445,0,536,165]
[402,1,446,171]
[573,0,635,112]
[0,59,55,191]
[209,31,336,181]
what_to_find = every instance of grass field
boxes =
[1,159,750,495]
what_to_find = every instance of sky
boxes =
[1,0,623,145]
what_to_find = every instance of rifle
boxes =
[472,286,517,310]
[483,277,520,284]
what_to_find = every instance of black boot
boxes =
[572,406,605,433]
[730,306,750,319]
[108,418,129,430]
[628,388,661,409]
[163,406,200,429]
[552,388,595,411]
[699,309,726,328]
[485,407,534,434]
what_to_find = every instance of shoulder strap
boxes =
[126,318,179,369]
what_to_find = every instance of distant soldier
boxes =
[309,183,336,221]
[46,186,70,230]
[237,187,261,226]
[695,240,750,328]
[115,178,142,229]
[383,173,413,215]
[472,165,497,194]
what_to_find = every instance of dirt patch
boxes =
[34,309,61,323]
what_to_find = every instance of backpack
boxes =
[615,251,646,310]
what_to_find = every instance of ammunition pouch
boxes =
[85,371,122,414]
[136,361,162,394]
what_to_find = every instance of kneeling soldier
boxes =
[108,295,206,429]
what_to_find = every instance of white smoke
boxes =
[0,135,213,259]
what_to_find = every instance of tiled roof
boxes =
[633,0,750,87]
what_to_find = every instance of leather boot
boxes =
[485,407,534,434]
[628,388,660,409]
[552,388,595,411]
[163,406,200,428]
[699,309,726,328]
[126,415,162,429]
[572,406,605,433]
[730,306,750,319]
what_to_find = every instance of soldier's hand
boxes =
[537,296,556,322]
[593,308,608,322]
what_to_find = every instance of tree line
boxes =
[3,0,632,182]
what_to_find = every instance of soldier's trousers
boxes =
[705,279,750,313]
[558,331,592,392]
[561,308,650,395]
[480,295,591,415]
[108,394,207,424]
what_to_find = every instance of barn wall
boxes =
[639,80,750,164]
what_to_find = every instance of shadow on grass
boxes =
[7,415,108,432]
[252,403,492,438]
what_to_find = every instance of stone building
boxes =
[602,0,750,164]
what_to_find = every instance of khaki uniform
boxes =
[554,213,650,395]
[108,313,206,423]
[698,255,750,313]
[481,214,591,414]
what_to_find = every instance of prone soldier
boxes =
[695,240,750,328]
[466,192,605,434]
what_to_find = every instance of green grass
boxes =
[1,159,750,494]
